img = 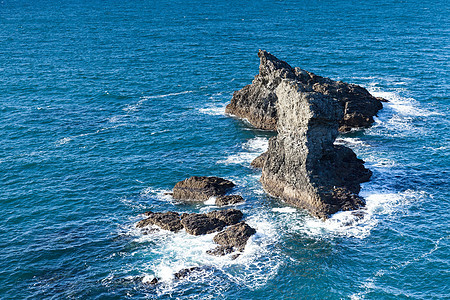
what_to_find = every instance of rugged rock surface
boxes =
[260,79,371,219]
[206,208,243,225]
[212,222,256,251]
[136,211,183,232]
[214,195,244,206]
[225,50,383,132]
[172,176,235,201]
[181,208,243,235]
[250,152,268,168]
[180,213,227,235]
[136,209,243,235]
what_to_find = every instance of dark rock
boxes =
[174,267,202,280]
[118,275,159,285]
[231,254,241,260]
[332,187,366,212]
[136,211,183,232]
[149,277,158,284]
[250,152,268,168]
[206,246,234,256]
[172,176,235,201]
[181,213,226,235]
[225,50,383,132]
[213,222,256,251]
[260,79,371,219]
[215,195,244,206]
[206,209,243,225]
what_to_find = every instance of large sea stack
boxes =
[228,50,380,219]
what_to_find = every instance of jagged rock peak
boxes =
[260,79,371,219]
[226,50,383,132]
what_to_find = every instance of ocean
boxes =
[0,0,448,298]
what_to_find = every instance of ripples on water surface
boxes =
[0,0,448,299]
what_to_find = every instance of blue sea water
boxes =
[1,0,449,298]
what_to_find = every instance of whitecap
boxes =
[56,137,72,145]
[198,103,227,116]
[204,197,216,205]
[140,187,174,203]
[367,87,441,117]
[272,207,297,213]
[217,137,269,166]
[334,137,368,147]
[295,189,427,239]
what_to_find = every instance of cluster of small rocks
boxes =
[136,176,255,258]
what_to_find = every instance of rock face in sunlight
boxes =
[225,50,384,132]
[172,176,235,201]
[228,50,377,219]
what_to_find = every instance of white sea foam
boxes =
[294,189,426,239]
[56,137,73,145]
[272,207,297,213]
[55,125,123,146]
[368,87,441,117]
[124,91,194,113]
[334,137,368,147]
[204,196,216,205]
[198,103,227,116]
[143,90,194,100]
[217,137,269,165]
[140,187,174,202]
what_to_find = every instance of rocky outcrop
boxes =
[215,195,244,206]
[136,208,243,236]
[260,80,371,219]
[225,50,383,132]
[181,213,226,235]
[136,211,183,232]
[136,208,254,258]
[172,176,235,201]
[212,222,256,251]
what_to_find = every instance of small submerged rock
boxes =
[174,267,203,280]
[172,176,235,201]
[206,245,234,256]
[215,195,244,206]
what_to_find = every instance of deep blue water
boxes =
[1,0,449,299]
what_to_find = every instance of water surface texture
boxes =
[1,0,449,299]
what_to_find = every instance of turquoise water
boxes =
[1,0,449,298]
